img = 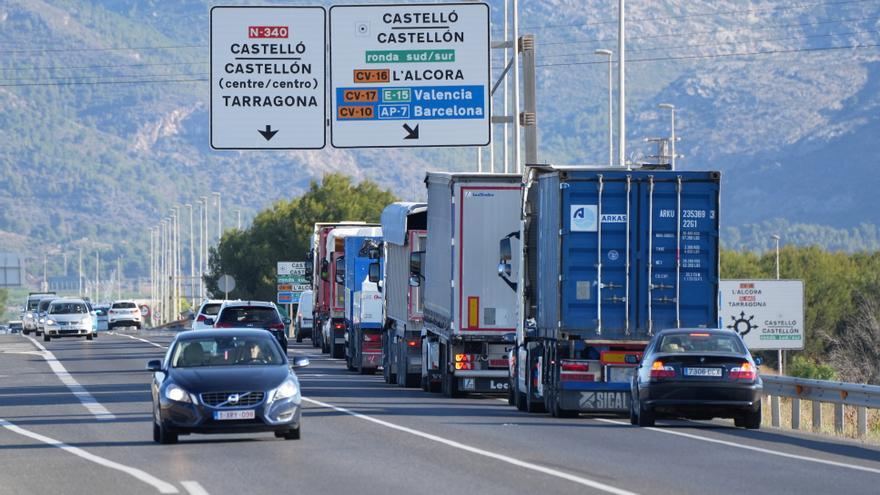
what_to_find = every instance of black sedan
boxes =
[630,328,763,429]
[148,329,309,444]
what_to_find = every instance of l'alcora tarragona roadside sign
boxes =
[210,6,326,150]
[330,3,490,148]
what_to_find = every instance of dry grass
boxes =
[761,395,880,444]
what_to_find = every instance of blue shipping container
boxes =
[343,235,384,326]
[533,168,720,339]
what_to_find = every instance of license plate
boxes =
[684,367,722,377]
[213,410,256,420]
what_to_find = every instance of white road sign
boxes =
[211,6,326,150]
[329,3,490,148]
[719,280,805,351]
[277,261,307,276]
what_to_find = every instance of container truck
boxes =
[415,173,521,397]
[320,225,381,358]
[379,202,427,387]
[501,166,721,416]
[308,222,367,351]
[338,231,385,373]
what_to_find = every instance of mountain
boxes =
[1,0,878,281]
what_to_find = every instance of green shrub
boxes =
[788,354,838,380]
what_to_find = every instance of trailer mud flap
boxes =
[458,377,510,393]
[561,390,630,412]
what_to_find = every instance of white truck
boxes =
[379,202,427,388]
[415,173,521,396]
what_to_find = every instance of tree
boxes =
[205,174,397,301]
[0,288,8,320]
[827,293,880,385]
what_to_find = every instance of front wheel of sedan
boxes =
[153,421,178,444]
[282,426,301,440]
[43,334,51,342]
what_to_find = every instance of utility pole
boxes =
[78,248,83,295]
[236,209,242,230]
[197,198,204,301]
[43,254,48,292]
[187,204,195,308]
[213,192,222,243]
[618,0,627,169]
[595,49,613,167]
[773,234,783,375]
[95,251,100,303]
[512,0,521,173]
[117,256,122,300]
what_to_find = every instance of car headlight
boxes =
[26,312,33,318]
[46,319,56,326]
[273,378,299,401]
[164,384,192,403]
[39,318,45,324]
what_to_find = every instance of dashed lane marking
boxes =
[107,331,169,349]
[22,336,115,420]
[181,481,211,495]
[0,418,178,493]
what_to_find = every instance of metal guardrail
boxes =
[761,375,880,439]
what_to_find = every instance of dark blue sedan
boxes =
[630,328,763,429]
[148,329,309,444]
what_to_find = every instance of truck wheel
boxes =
[420,375,429,392]
[403,373,420,388]
[43,334,50,342]
[442,372,463,398]
[86,334,93,341]
[331,343,345,359]
[296,333,303,343]
[526,388,546,413]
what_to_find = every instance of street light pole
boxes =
[187,204,195,309]
[213,192,222,243]
[658,103,676,170]
[772,233,783,374]
[595,49,613,167]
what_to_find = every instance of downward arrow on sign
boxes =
[402,123,420,140]
[258,125,278,141]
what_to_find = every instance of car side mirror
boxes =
[291,357,310,368]
[368,262,380,283]
[499,237,512,262]
[409,275,421,288]
[146,360,162,372]
[204,317,215,326]
[283,317,292,325]
[501,332,516,344]
[753,355,764,366]
[320,259,329,281]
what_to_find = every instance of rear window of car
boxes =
[112,302,137,309]
[657,333,745,354]
[218,307,280,325]
[200,303,222,316]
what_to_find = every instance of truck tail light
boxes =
[454,361,474,370]
[729,362,756,381]
[407,340,419,347]
[363,333,379,342]
[333,322,345,330]
[649,360,676,379]
[560,360,597,382]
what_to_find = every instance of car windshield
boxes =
[201,303,222,316]
[112,302,137,309]
[171,336,284,368]
[657,333,746,354]
[218,307,280,325]
[50,303,88,314]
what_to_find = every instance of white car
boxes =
[191,299,225,330]
[108,300,143,330]
[44,299,94,341]
[294,291,314,343]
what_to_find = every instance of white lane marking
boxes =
[22,336,115,420]
[596,418,880,475]
[108,331,168,349]
[181,481,210,495]
[302,397,637,495]
[0,418,178,494]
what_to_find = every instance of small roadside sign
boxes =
[278,292,303,304]
[277,261,307,276]
[278,284,294,292]
[277,274,307,284]
[329,3,490,148]
[211,6,326,150]
[719,280,805,350]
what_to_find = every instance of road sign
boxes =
[211,6,326,150]
[218,274,236,294]
[277,275,307,284]
[329,3,490,148]
[719,280,805,350]
[277,261,307,276]
[278,291,302,304]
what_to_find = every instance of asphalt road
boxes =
[1,329,878,495]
